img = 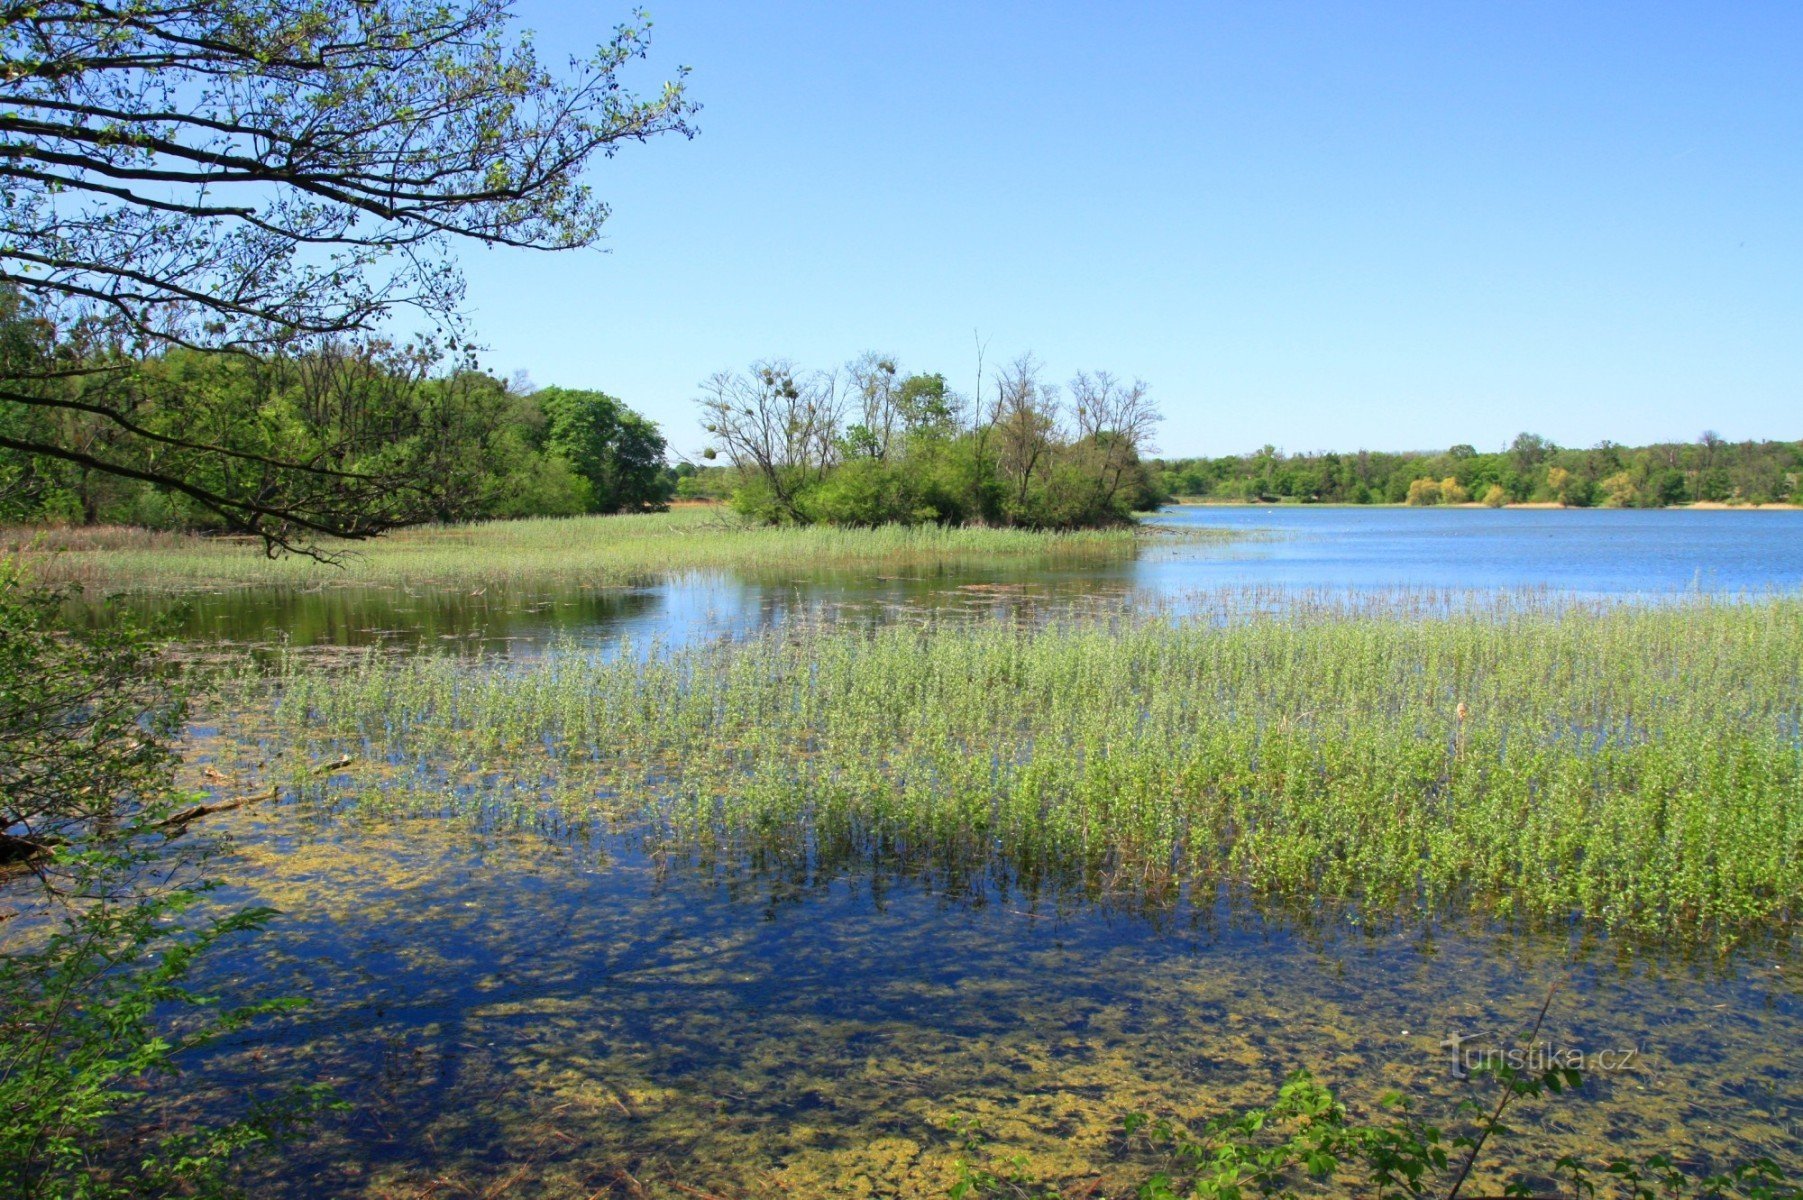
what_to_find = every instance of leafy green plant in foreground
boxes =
[0,565,332,1197]
[0,853,328,1200]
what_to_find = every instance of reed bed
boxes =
[242,593,1803,942]
[8,508,1161,592]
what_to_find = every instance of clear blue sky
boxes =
[458,2,1802,460]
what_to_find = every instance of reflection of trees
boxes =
[182,806,1793,1199]
[87,584,669,652]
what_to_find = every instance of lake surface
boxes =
[48,508,1803,1195]
[188,792,1801,1199]
[137,506,1803,654]
[1147,505,1803,595]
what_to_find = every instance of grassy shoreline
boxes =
[5,508,1185,593]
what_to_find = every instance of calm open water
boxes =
[57,508,1803,1194]
[138,506,1803,655]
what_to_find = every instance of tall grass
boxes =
[9,508,1163,592]
[242,593,1802,943]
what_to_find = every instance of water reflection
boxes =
[89,507,1803,657]
[184,799,1800,1199]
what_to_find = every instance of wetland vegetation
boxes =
[6,507,1154,592]
[10,507,1803,1199]
[250,591,1803,943]
[3,1,1801,1197]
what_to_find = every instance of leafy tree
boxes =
[535,387,671,512]
[1151,435,1801,510]
[0,1,695,547]
[1407,477,1443,505]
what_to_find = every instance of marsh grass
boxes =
[228,591,1803,945]
[8,508,1166,592]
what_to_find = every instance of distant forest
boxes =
[1147,433,1802,507]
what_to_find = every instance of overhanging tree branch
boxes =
[0,0,697,549]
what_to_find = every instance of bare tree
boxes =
[1069,369,1160,510]
[698,360,843,521]
[988,354,1060,520]
[845,352,901,460]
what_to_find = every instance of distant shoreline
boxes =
[1165,498,1802,511]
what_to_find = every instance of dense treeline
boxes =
[694,352,1163,528]
[1154,431,1803,507]
[0,341,676,530]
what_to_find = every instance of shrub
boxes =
[0,565,332,1197]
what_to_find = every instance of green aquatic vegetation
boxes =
[235,593,1803,942]
[11,506,1165,593]
[947,985,1797,1199]
[172,792,1800,1199]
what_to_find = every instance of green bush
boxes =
[0,565,333,1197]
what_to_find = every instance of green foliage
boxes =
[1113,1065,1795,1200]
[0,346,673,531]
[699,352,1160,530]
[0,566,333,1197]
[797,458,931,526]
[0,860,332,1200]
[535,387,673,513]
[0,565,186,867]
[1156,435,1803,508]
[0,1,694,544]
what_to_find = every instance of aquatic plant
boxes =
[1061,1069,1793,1199]
[240,590,1803,943]
[951,987,1798,1198]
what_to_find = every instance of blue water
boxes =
[1142,505,1803,596]
[123,507,1803,655]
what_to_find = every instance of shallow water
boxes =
[40,510,1803,1195]
[114,506,1803,655]
[180,792,1800,1199]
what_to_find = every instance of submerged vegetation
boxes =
[245,591,1803,944]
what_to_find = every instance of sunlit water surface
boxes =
[113,505,1803,656]
[76,510,1803,1194]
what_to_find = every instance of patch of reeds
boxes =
[236,592,1803,942]
[11,508,1168,592]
